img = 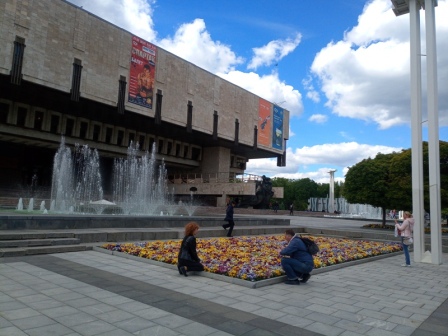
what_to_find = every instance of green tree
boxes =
[344,141,448,225]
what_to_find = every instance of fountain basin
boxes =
[0,214,289,230]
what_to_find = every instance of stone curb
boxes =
[92,245,403,289]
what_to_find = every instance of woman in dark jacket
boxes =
[177,222,204,276]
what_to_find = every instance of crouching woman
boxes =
[178,222,204,276]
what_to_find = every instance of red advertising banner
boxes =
[128,36,157,109]
[258,98,272,146]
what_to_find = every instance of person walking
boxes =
[177,222,204,276]
[222,200,236,237]
[395,211,414,267]
[289,203,294,215]
[280,229,314,285]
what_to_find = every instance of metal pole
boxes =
[409,0,425,262]
[425,0,442,265]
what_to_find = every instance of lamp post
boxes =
[390,0,442,264]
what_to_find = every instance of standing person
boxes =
[395,211,414,267]
[178,222,204,276]
[289,203,294,216]
[222,201,236,237]
[280,229,314,285]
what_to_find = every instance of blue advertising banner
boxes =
[272,105,284,150]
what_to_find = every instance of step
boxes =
[0,238,81,248]
[0,232,76,240]
[0,244,90,257]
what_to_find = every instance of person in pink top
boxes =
[395,211,415,267]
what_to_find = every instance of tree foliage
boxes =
[343,141,448,224]
[271,177,342,211]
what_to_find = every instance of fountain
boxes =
[50,138,103,213]
[184,191,198,216]
[16,198,23,211]
[27,198,34,212]
[308,197,383,219]
[49,138,169,215]
[112,143,169,215]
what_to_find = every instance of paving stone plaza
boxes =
[1,215,447,336]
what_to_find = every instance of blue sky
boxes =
[67,0,448,183]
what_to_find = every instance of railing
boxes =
[167,172,262,184]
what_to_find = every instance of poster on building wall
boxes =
[272,105,284,150]
[128,36,157,109]
[258,98,272,146]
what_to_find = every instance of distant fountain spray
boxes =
[50,138,103,213]
[113,143,169,215]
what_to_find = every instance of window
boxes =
[0,103,9,123]
[33,111,44,130]
[167,141,173,155]
[213,111,218,140]
[50,115,60,133]
[187,101,192,133]
[158,139,164,153]
[253,126,258,150]
[175,144,181,157]
[105,127,113,143]
[65,118,75,136]
[117,76,126,114]
[79,121,88,138]
[148,137,155,152]
[70,58,83,101]
[155,89,162,124]
[234,118,239,145]
[11,36,25,85]
[17,107,27,127]
[138,135,145,150]
[92,125,101,141]
[117,130,124,146]
[191,147,201,161]
[128,133,135,146]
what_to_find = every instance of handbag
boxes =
[403,237,413,245]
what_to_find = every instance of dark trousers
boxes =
[223,220,235,237]
[178,258,204,272]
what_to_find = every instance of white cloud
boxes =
[158,19,244,74]
[248,33,302,70]
[66,0,157,42]
[219,71,303,117]
[246,142,402,181]
[302,76,320,103]
[308,114,328,123]
[310,0,448,129]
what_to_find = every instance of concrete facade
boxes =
[0,0,288,205]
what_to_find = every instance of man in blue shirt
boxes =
[280,229,314,285]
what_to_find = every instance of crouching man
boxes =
[280,229,314,285]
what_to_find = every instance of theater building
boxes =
[0,0,288,206]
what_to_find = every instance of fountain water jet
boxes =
[112,143,169,215]
[50,138,103,213]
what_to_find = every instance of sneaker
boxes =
[222,225,227,231]
[285,279,300,285]
[300,273,311,283]
[401,264,411,267]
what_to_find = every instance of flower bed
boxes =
[102,235,402,281]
